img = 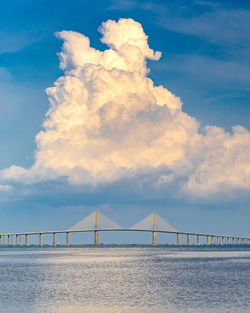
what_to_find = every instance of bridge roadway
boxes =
[0,228,249,246]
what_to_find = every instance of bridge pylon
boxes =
[69,209,122,245]
[130,211,177,246]
[94,209,99,246]
[152,211,157,246]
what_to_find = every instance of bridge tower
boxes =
[94,209,99,246]
[152,211,157,246]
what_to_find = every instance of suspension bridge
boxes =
[0,210,249,246]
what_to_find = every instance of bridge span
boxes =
[0,211,249,246]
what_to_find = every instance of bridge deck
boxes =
[0,228,249,240]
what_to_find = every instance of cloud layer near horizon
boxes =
[1,18,250,198]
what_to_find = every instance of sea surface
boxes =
[0,246,249,313]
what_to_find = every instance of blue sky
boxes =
[0,0,249,243]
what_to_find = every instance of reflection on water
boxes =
[0,247,249,313]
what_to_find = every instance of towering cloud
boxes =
[1,18,250,198]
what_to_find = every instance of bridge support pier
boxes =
[53,233,56,246]
[11,235,13,245]
[19,235,22,246]
[225,237,228,245]
[152,211,157,246]
[197,235,200,245]
[25,234,29,246]
[214,236,217,245]
[66,232,70,246]
[207,236,210,245]
[94,209,99,246]
[40,233,43,246]
[177,233,180,245]
[94,231,99,246]
[7,235,10,245]
[187,234,190,245]
[16,235,18,245]
[152,231,157,246]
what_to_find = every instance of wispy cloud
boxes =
[157,6,250,56]
[0,31,40,54]
[153,53,250,87]
[0,184,12,192]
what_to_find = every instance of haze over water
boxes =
[0,247,249,313]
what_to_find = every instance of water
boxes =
[0,247,249,313]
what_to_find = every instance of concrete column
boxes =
[177,233,180,245]
[16,235,18,245]
[187,234,190,245]
[66,232,70,246]
[152,211,156,246]
[214,236,217,245]
[19,235,22,246]
[230,237,233,245]
[237,238,239,244]
[207,236,210,245]
[95,230,99,246]
[2,235,5,245]
[53,233,56,246]
[210,236,213,245]
[25,234,29,246]
[11,235,13,245]
[40,233,43,246]
[225,237,228,245]
[95,209,99,246]
[197,235,200,245]
[7,235,10,245]
[219,237,223,245]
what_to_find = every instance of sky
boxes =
[0,0,249,243]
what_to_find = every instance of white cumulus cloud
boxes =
[0,18,250,198]
[0,184,13,193]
